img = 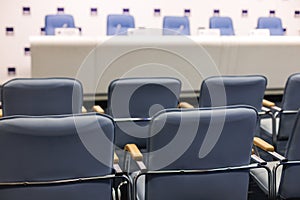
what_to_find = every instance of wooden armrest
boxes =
[92,105,105,114]
[262,99,275,108]
[124,144,143,161]
[0,109,2,117]
[178,102,194,109]
[114,152,119,164]
[253,137,275,152]
[81,106,87,113]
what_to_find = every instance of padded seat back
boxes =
[144,106,257,200]
[163,16,190,35]
[45,14,75,35]
[199,75,267,112]
[107,77,181,149]
[0,113,114,200]
[257,17,284,36]
[107,14,135,35]
[209,16,235,35]
[2,78,83,116]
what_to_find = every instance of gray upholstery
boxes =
[199,75,267,112]
[136,106,257,200]
[277,109,300,199]
[2,78,83,116]
[276,73,300,140]
[252,110,300,199]
[0,113,115,200]
[107,77,181,149]
[250,161,281,195]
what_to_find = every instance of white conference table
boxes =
[30,35,300,100]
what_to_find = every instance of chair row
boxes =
[0,75,297,152]
[0,77,263,199]
[0,104,262,200]
[0,75,300,199]
[44,14,285,36]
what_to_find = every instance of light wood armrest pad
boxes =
[81,106,87,113]
[263,99,275,107]
[125,144,143,161]
[92,105,105,114]
[0,109,2,117]
[178,102,194,109]
[253,137,274,152]
[114,152,119,164]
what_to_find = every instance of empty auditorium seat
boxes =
[257,17,284,36]
[107,14,135,35]
[162,16,190,35]
[209,16,235,36]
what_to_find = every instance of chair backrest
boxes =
[0,113,114,200]
[209,16,235,36]
[107,77,181,149]
[107,14,135,35]
[163,16,190,35]
[278,109,300,198]
[257,17,284,36]
[45,14,75,35]
[2,78,83,116]
[145,106,257,200]
[277,73,300,140]
[199,75,267,112]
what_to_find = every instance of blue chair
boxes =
[257,17,284,36]
[107,14,135,35]
[209,16,235,36]
[199,75,267,111]
[2,78,83,116]
[163,16,190,35]
[261,73,300,153]
[45,14,76,35]
[107,77,181,171]
[0,113,120,200]
[251,109,300,199]
[198,75,268,140]
[129,106,260,200]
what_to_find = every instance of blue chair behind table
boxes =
[133,106,258,200]
[209,16,235,36]
[257,17,284,36]
[1,78,83,116]
[107,14,135,35]
[0,113,116,200]
[45,14,76,35]
[107,77,181,169]
[163,16,190,35]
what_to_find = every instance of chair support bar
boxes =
[0,174,121,186]
[114,117,151,122]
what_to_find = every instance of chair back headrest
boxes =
[147,106,257,170]
[199,75,267,111]
[2,78,83,116]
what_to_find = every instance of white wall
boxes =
[0,0,300,83]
